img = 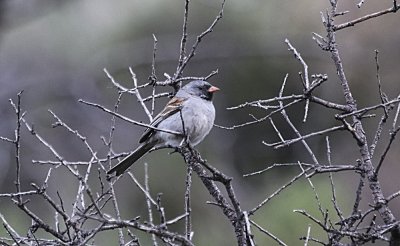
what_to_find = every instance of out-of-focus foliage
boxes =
[1,0,399,245]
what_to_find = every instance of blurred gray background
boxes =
[1,0,400,245]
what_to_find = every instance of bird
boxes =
[107,80,219,176]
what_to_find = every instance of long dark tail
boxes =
[107,143,154,176]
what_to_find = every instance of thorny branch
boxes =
[1,1,400,246]
[0,1,251,245]
[224,1,400,245]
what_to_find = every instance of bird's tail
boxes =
[107,143,154,176]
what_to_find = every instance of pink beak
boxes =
[208,86,220,93]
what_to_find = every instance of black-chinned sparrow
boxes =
[107,80,219,176]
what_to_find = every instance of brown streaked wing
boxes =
[138,97,187,143]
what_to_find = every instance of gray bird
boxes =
[107,80,219,176]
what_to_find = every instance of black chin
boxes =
[201,91,213,101]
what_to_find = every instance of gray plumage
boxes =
[107,80,219,176]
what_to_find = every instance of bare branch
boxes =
[173,0,226,81]
[9,91,24,204]
[79,99,182,136]
[184,164,193,241]
[249,167,309,215]
[250,220,287,246]
[264,125,345,149]
[334,3,400,31]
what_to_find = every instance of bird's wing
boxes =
[139,96,187,143]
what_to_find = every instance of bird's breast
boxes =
[154,98,215,147]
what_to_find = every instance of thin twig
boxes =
[334,3,400,31]
[173,0,226,80]
[250,220,287,246]
[249,167,309,215]
[326,137,344,222]
[79,99,181,136]
[184,164,193,241]
[129,67,153,122]
[144,163,158,246]
[10,91,24,204]
[264,125,345,149]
